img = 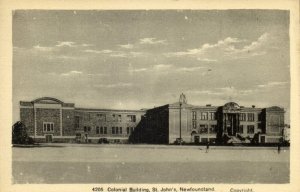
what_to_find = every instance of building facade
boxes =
[20,97,285,144]
[20,97,145,143]
[130,101,285,144]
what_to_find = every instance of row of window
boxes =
[237,125,255,134]
[192,124,256,134]
[192,112,216,120]
[83,114,136,122]
[43,122,54,132]
[239,113,255,121]
[192,112,256,121]
[84,126,135,135]
[199,124,217,134]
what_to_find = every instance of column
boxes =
[60,108,63,136]
[34,107,37,137]
[224,113,227,134]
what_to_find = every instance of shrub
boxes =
[12,121,34,144]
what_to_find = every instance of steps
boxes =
[226,135,251,145]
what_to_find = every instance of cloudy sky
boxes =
[13,10,290,122]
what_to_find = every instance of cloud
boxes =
[81,43,94,47]
[56,41,76,47]
[129,68,148,72]
[51,55,79,60]
[110,53,127,58]
[94,82,133,88]
[176,66,206,72]
[129,64,207,74]
[84,49,144,58]
[165,33,270,61]
[257,81,289,88]
[119,44,134,49]
[153,64,172,70]
[86,73,106,77]
[33,45,54,52]
[186,86,258,97]
[31,42,95,55]
[60,70,83,76]
[197,58,218,62]
[140,38,167,45]
[129,52,143,57]
[84,49,113,54]
[128,64,172,74]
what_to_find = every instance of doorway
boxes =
[227,114,238,136]
[45,135,52,143]
[194,136,200,144]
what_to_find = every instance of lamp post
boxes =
[179,93,186,145]
[179,102,182,144]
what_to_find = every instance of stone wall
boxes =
[20,107,34,136]
[36,108,61,136]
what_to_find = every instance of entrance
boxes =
[260,136,265,143]
[194,136,200,144]
[226,114,238,136]
[45,135,52,143]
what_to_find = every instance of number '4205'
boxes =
[92,187,103,191]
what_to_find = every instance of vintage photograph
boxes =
[12,10,290,184]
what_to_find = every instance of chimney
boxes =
[252,105,255,108]
[206,104,211,107]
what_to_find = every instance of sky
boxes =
[13,10,290,123]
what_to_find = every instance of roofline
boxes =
[75,107,146,113]
[32,97,64,104]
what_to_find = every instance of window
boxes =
[192,111,197,120]
[239,113,246,121]
[192,121,196,129]
[200,124,208,133]
[200,112,208,120]
[258,113,262,121]
[84,114,91,121]
[112,127,115,134]
[75,116,79,128]
[127,127,134,135]
[112,114,117,122]
[127,115,136,122]
[116,127,119,134]
[247,125,255,134]
[209,125,217,133]
[238,125,244,134]
[84,126,91,132]
[118,115,122,122]
[210,112,216,120]
[247,113,254,121]
[43,122,54,132]
[96,126,105,134]
[97,114,106,121]
[119,127,122,134]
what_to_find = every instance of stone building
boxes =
[19,96,285,144]
[20,97,145,143]
[130,100,285,144]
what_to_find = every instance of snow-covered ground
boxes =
[12,144,289,184]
